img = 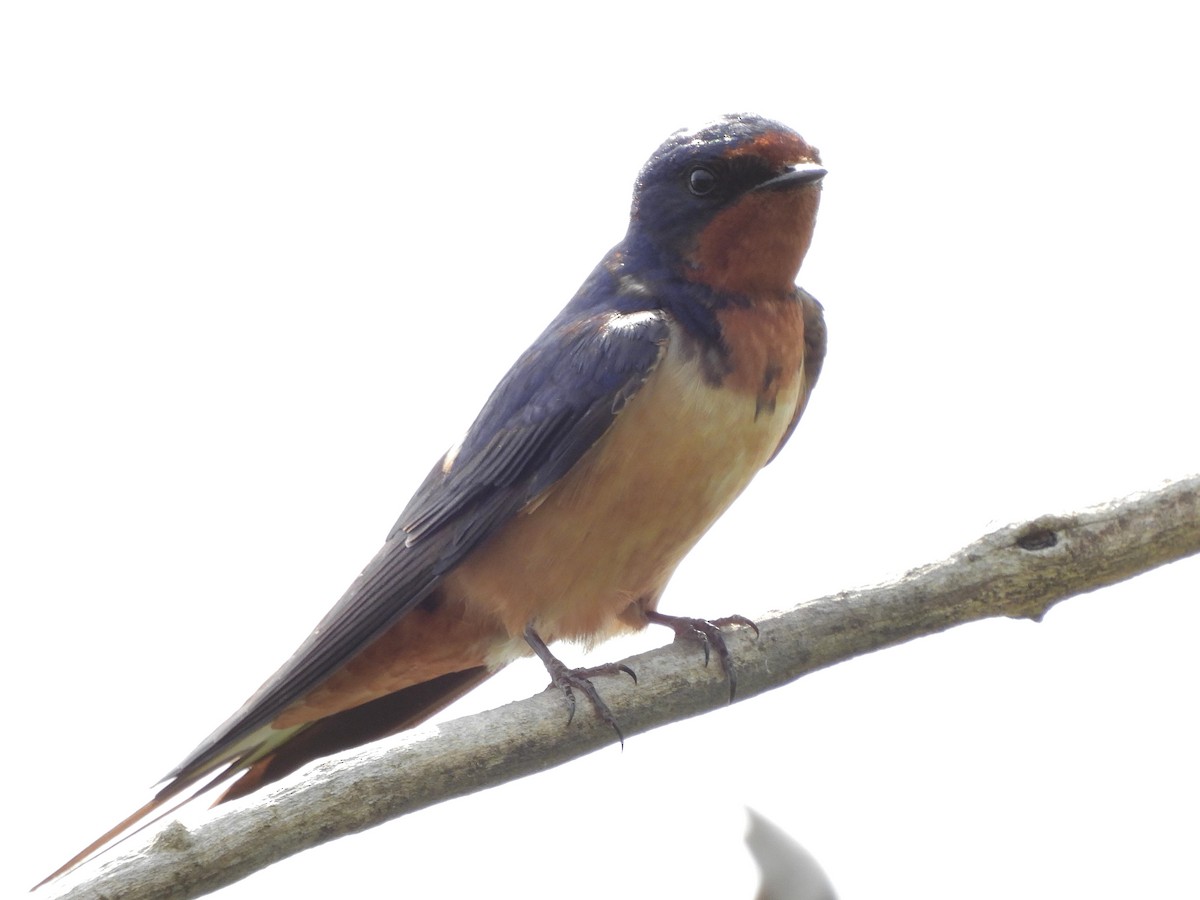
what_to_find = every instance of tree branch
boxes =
[46,475,1200,900]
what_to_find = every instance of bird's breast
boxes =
[443,300,808,655]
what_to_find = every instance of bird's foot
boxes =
[524,626,636,746]
[644,611,759,702]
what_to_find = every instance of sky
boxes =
[3,2,1198,898]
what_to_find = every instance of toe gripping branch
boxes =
[524,626,637,746]
[523,613,758,747]
[644,611,759,702]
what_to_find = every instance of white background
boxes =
[3,2,1198,897]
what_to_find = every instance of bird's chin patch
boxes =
[686,187,820,296]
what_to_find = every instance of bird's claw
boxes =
[644,611,758,702]
[525,626,635,747]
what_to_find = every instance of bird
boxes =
[38,112,827,888]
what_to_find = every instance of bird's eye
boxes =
[687,165,717,196]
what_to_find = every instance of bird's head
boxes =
[626,114,825,296]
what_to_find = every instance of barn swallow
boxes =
[39,113,827,887]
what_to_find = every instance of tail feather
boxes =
[34,665,495,890]
[31,764,240,890]
[218,665,493,802]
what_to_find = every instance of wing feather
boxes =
[167,304,670,782]
[768,287,826,463]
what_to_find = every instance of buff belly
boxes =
[442,325,804,658]
[279,317,806,724]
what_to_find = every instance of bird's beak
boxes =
[754,162,827,192]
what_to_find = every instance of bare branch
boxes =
[46,475,1200,900]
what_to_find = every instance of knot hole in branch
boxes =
[1015,526,1059,551]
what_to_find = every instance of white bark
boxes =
[45,475,1200,900]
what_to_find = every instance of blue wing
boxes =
[169,266,669,779]
[768,287,826,463]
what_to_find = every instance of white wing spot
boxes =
[602,310,660,334]
[441,437,464,475]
